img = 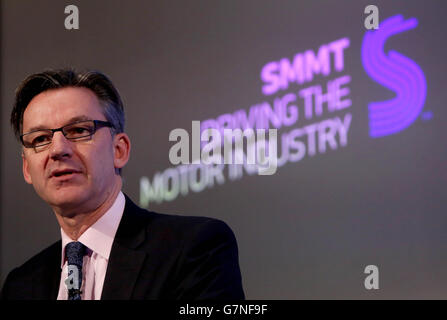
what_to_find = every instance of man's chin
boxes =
[44,190,92,215]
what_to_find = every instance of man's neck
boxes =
[54,179,122,240]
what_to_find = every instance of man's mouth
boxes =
[51,169,81,178]
[54,172,74,177]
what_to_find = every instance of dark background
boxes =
[1,0,446,299]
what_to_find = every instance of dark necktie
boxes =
[65,241,86,300]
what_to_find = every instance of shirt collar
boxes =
[60,191,126,268]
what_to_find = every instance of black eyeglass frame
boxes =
[20,120,114,149]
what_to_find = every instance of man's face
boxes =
[21,87,123,215]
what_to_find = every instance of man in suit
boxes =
[1,69,245,300]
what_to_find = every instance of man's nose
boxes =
[48,131,73,159]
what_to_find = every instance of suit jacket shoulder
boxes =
[1,240,61,300]
[102,194,245,300]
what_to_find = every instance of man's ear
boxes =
[113,133,131,170]
[22,152,33,184]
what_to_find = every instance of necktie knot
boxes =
[65,241,86,300]
[66,241,85,266]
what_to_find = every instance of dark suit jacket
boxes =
[1,194,245,300]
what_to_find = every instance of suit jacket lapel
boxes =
[31,240,61,300]
[101,195,147,300]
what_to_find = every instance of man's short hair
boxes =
[10,68,125,140]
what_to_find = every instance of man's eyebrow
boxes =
[24,116,93,133]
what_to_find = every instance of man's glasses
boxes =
[20,120,113,152]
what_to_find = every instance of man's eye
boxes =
[75,127,88,134]
[32,134,51,145]
[67,126,91,136]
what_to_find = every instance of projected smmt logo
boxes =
[141,14,428,207]
[361,15,427,138]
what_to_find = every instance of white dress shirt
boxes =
[57,191,125,300]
